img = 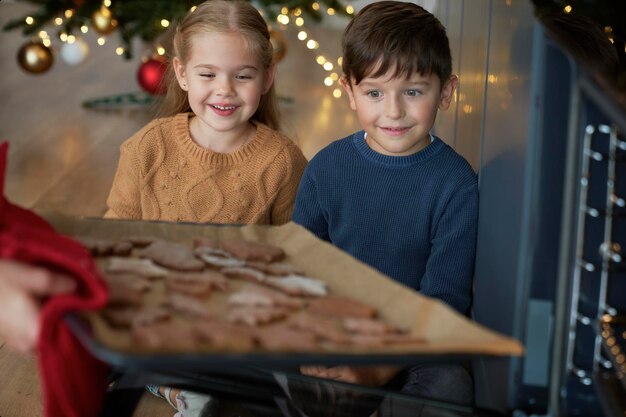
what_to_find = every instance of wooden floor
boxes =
[0,1,359,416]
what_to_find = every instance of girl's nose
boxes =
[216,77,235,96]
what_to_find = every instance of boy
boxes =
[292,1,477,403]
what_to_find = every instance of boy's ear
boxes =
[340,76,357,111]
[173,57,188,91]
[263,62,277,94]
[438,75,459,110]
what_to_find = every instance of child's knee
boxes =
[402,364,474,404]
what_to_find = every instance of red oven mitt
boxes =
[0,141,110,417]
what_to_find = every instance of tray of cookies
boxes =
[42,212,524,368]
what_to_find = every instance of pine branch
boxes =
[3,0,351,57]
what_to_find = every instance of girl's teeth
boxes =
[214,105,235,110]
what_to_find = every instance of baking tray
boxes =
[66,314,491,369]
[41,211,524,369]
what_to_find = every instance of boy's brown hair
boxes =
[342,1,452,87]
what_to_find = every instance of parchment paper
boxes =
[42,212,524,359]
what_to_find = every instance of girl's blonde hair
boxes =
[156,0,280,130]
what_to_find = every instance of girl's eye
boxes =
[200,73,215,78]
[235,74,253,80]
[366,90,381,98]
[406,89,421,97]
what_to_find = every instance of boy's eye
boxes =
[366,90,382,98]
[406,89,421,97]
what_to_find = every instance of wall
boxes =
[434,1,550,413]
[433,0,490,172]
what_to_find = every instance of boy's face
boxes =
[341,68,457,156]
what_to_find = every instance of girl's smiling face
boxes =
[173,31,275,142]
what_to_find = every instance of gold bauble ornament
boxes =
[92,6,118,35]
[17,41,53,74]
[269,29,287,63]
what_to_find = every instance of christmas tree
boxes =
[532,0,626,92]
[4,0,350,60]
[4,0,353,103]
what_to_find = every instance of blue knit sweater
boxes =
[292,131,478,313]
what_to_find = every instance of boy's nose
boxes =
[385,97,404,119]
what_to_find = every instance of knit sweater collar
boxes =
[174,112,268,165]
[352,130,444,167]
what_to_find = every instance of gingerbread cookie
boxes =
[253,323,318,351]
[138,240,205,271]
[226,305,289,326]
[265,274,328,297]
[193,320,256,351]
[228,286,304,309]
[107,257,169,279]
[220,239,286,262]
[195,247,246,268]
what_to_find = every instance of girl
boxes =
[104,1,308,415]
[105,0,307,226]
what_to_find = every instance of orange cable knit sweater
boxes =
[105,113,308,225]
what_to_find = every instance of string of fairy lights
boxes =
[561,3,623,50]
[16,0,355,99]
[271,3,354,98]
[31,4,124,56]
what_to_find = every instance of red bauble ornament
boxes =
[137,57,168,95]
